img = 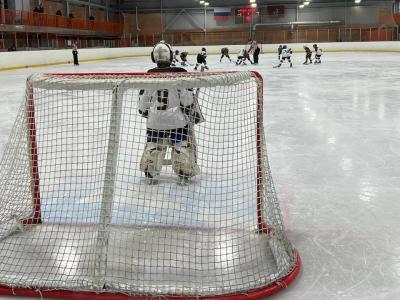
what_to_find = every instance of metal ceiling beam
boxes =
[61,0,119,12]
[165,9,204,31]
[117,0,392,11]
[254,20,343,31]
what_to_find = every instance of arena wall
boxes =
[163,2,393,31]
[0,41,399,70]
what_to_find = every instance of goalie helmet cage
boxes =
[0,71,300,299]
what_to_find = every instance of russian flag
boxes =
[214,7,232,20]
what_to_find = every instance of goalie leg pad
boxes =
[140,142,167,178]
[171,141,200,178]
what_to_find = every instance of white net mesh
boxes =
[0,71,299,298]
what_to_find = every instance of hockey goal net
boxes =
[0,71,300,299]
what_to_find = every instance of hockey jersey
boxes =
[180,52,188,60]
[238,49,248,58]
[197,51,207,64]
[315,47,323,56]
[138,67,204,130]
[281,48,292,58]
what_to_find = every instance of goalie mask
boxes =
[151,41,173,65]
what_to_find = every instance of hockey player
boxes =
[274,45,293,68]
[180,51,190,66]
[138,41,204,184]
[194,48,209,71]
[278,45,283,60]
[236,48,253,65]
[220,47,231,62]
[313,44,323,64]
[251,40,260,65]
[72,42,79,66]
[172,50,180,66]
[303,45,313,65]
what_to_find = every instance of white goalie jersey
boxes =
[138,89,195,130]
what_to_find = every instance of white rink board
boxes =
[0,41,399,70]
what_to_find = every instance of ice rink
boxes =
[0,50,400,300]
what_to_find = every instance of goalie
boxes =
[139,41,204,184]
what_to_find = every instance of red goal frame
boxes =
[0,71,301,300]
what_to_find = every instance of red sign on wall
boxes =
[267,5,285,18]
[235,7,260,23]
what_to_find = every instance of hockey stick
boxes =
[181,61,194,67]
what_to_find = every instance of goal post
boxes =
[0,71,300,299]
[25,78,42,225]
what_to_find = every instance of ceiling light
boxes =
[200,0,204,3]
[304,1,310,5]
[204,2,209,6]
[299,4,305,8]
[249,0,256,3]
[250,3,257,8]
[355,0,361,3]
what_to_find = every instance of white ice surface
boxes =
[0,51,400,300]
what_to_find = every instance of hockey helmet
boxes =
[151,41,173,64]
[202,47,206,52]
[282,45,287,49]
[313,44,318,48]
